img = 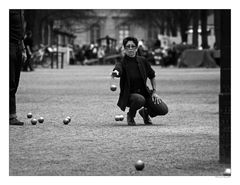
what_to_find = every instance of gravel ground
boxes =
[9,65,230,176]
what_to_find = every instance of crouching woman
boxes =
[111,36,168,126]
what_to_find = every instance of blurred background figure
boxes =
[22,30,34,72]
[137,39,147,57]
[97,45,105,64]
[167,42,178,66]
[154,37,162,49]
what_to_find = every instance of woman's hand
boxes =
[152,92,162,104]
[111,70,119,78]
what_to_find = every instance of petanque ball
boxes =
[31,118,37,125]
[119,115,124,121]
[38,117,44,123]
[115,115,120,121]
[110,85,117,91]
[27,112,33,118]
[66,116,71,122]
[63,118,69,125]
[135,160,145,171]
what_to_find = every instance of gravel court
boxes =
[9,65,229,176]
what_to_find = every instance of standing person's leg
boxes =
[127,93,146,125]
[9,43,24,125]
[10,43,17,119]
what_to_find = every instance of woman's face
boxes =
[124,41,138,57]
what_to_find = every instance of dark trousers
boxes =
[10,42,23,116]
[128,93,168,117]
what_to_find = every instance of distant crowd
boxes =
[25,36,203,68]
[71,39,197,67]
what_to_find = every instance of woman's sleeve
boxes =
[113,60,123,77]
[145,59,155,79]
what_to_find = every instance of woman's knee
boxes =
[161,103,168,115]
[136,95,146,106]
[129,93,146,108]
[148,101,168,116]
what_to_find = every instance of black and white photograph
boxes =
[3,0,237,184]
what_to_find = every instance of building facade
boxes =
[24,10,217,65]
[72,10,216,49]
[73,10,152,48]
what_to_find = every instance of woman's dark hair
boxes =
[122,37,138,48]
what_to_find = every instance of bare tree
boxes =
[127,10,194,43]
[24,10,96,45]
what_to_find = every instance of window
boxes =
[148,25,158,40]
[59,35,65,46]
[90,24,100,43]
[119,25,129,44]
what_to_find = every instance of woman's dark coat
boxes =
[113,55,155,111]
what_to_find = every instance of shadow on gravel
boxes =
[106,123,166,127]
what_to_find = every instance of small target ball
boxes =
[31,118,37,125]
[110,85,117,91]
[63,118,69,125]
[38,117,44,123]
[27,112,33,118]
[135,160,145,171]
[223,168,231,176]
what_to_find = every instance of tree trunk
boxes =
[166,23,171,36]
[180,22,188,43]
[170,17,177,37]
[178,10,192,43]
[24,10,39,46]
[24,10,35,31]
[24,10,45,46]
[192,10,199,48]
[201,10,209,49]
[160,21,165,35]
[214,10,221,49]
